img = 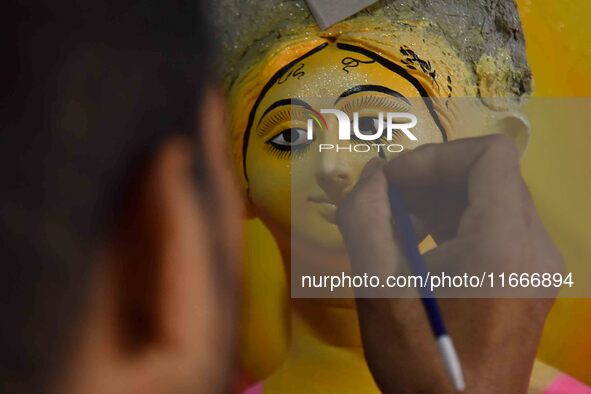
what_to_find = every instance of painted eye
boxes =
[268,128,312,151]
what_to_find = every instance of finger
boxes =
[385,134,519,187]
[397,184,467,243]
[384,134,528,211]
[336,159,404,275]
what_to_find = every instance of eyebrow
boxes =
[334,84,411,106]
[257,98,313,128]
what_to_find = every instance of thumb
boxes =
[336,159,406,288]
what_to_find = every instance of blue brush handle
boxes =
[388,183,447,338]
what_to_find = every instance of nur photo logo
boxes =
[306,109,418,153]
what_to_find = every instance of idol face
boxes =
[243,43,448,249]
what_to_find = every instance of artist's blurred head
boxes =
[0,1,241,393]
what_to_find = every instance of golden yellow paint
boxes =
[517,0,591,384]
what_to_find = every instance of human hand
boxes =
[336,135,563,393]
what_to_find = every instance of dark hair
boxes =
[0,1,211,392]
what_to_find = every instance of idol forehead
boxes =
[241,42,448,182]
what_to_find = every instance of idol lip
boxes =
[307,195,337,205]
[308,195,338,224]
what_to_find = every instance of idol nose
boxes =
[315,165,353,202]
[314,115,354,201]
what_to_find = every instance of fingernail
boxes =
[359,158,382,180]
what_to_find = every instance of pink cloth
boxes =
[544,373,591,394]
[242,382,263,394]
[241,374,591,394]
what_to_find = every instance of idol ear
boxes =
[490,111,531,155]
